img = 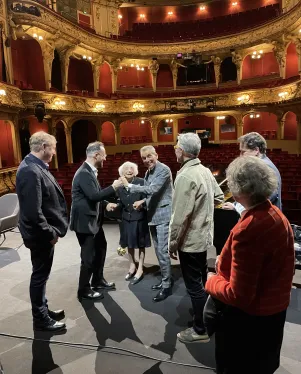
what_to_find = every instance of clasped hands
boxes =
[111,176,130,190]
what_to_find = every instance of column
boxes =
[114,122,121,145]
[40,42,55,91]
[59,46,76,93]
[297,117,301,155]
[170,60,179,91]
[213,57,221,88]
[0,153,2,168]
[214,117,220,143]
[8,119,21,165]
[231,51,242,85]
[277,119,285,140]
[97,122,103,142]
[172,118,179,143]
[110,59,121,93]
[64,126,73,164]
[237,122,244,139]
[148,60,159,92]
[50,125,59,169]
[150,119,160,143]
[295,39,301,76]
[92,57,103,97]
[273,41,286,79]
[91,0,121,37]
[1,4,14,84]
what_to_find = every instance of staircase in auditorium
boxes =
[51,144,301,225]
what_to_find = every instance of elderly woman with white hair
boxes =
[116,161,151,284]
[204,156,295,374]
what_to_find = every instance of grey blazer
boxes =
[70,162,115,234]
[130,161,173,225]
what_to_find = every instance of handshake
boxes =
[111,176,129,190]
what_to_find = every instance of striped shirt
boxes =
[206,200,295,316]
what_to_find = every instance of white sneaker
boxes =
[177,327,210,344]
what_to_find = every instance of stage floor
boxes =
[0,224,300,374]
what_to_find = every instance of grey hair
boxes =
[86,141,105,156]
[238,132,267,154]
[178,133,201,157]
[140,145,157,155]
[226,156,278,206]
[29,131,56,152]
[118,162,138,177]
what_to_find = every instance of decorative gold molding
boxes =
[10,1,301,57]
[21,79,301,115]
[0,83,25,109]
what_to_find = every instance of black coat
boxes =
[117,177,146,221]
[16,154,68,246]
[70,162,115,234]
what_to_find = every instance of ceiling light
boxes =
[259,50,263,54]
[253,51,257,55]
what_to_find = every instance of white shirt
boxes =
[85,161,98,178]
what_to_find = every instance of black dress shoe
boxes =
[153,287,172,302]
[78,290,104,301]
[92,279,116,290]
[151,281,163,291]
[48,309,65,321]
[125,271,136,281]
[34,319,66,332]
[130,274,144,285]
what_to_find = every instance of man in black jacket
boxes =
[70,141,122,301]
[16,131,68,332]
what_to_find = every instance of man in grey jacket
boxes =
[121,145,173,302]
[169,133,224,344]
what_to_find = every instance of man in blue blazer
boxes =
[16,131,68,332]
[121,145,173,302]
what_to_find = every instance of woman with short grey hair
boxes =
[116,162,150,284]
[204,156,295,374]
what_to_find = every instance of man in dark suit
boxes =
[16,131,68,332]
[70,141,122,301]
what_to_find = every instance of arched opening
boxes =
[18,119,31,159]
[120,119,152,144]
[11,38,46,90]
[219,116,237,141]
[101,121,115,145]
[242,52,280,80]
[71,120,97,162]
[243,112,277,139]
[68,58,93,95]
[56,121,68,167]
[51,49,63,92]
[220,57,237,83]
[99,62,112,97]
[157,64,173,88]
[157,120,174,142]
[0,120,15,167]
[283,112,297,140]
[178,115,214,141]
[27,116,49,135]
[117,66,152,90]
[178,61,214,86]
[286,43,299,79]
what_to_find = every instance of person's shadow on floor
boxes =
[143,362,164,374]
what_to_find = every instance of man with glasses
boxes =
[169,133,224,344]
[70,142,122,301]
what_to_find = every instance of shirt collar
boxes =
[27,153,49,170]
[85,161,98,174]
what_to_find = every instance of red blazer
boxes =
[206,200,295,316]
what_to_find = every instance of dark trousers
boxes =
[204,296,286,374]
[76,227,107,295]
[178,250,208,334]
[29,243,54,322]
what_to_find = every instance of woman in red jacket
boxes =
[205,156,295,374]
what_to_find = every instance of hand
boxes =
[50,235,58,246]
[207,272,216,280]
[112,179,123,190]
[106,203,118,212]
[222,202,235,211]
[119,176,129,187]
[133,200,144,211]
[215,255,220,273]
[169,250,178,260]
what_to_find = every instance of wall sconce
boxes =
[252,50,263,59]
[200,5,206,11]
[249,114,260,119]
[216,116,226,120]
[0,89,6,96]
[165,119,173,123]
[118,14,123,19]
[237,94,250,103]
[54,100,66,106]
[83,55,92,61]
[139,14,146,19]
[33,33,43,40]
[141,120,145,124]
[95,103,105,111]
[168,11,173,16]
[232,2,238,6]
[278,91,288,98]
[133,102,145,111]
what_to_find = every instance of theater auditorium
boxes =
[0,0,301,373]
